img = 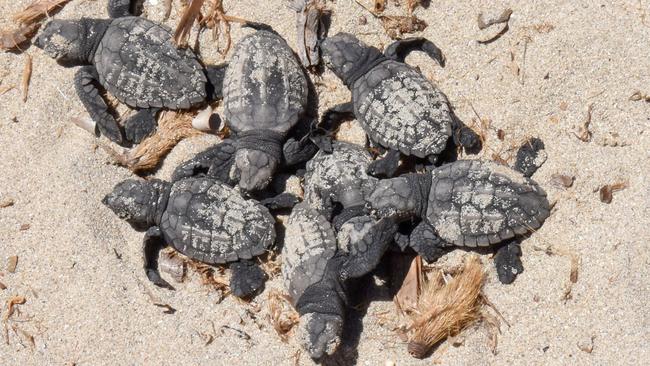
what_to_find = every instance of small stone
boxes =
[550,174,574,188]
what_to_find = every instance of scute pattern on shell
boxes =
[160,177,275,264]
[282,203,337,304]
[223,30,308,133]
[427,160,550,247]
[94,17,206,109]
[303,142,377,210]
[353,60,452,158]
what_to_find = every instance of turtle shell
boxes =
[94,17,207,109]
[160,177,275,264]
[223,30,308,134]
[352,60,452,158]
[282,203,337,304]
[426,160,550,247]
[303,141,377,211]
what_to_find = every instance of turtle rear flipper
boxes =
[514,137,547,177]
[408,221,449,262]
[384,37,446,66]
[143,226,174,290]
[124,108,159,144]
[107,0,142,18]
[170,140,237,183]
[494,240,524,284]
[310,101,354,152]
[367,149,401,178]
[229,260,267,299]
[74,66,124,144]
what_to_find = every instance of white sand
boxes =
[1,0,649,365]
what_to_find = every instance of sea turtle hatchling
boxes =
[171,25,316,192]
[315,33,479,177]
[282,203,397,359]
[102,176,281,298]
[34,0,226,145]
[368,151,550,284]
[303,141,377,223]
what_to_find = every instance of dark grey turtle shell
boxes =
[222,30,308,134]
[160,177,275,264]
[282,203,337,304]
[94,17,207,109]
[427,160,550,247]
[353,60,452,158]
[303,141,377,210]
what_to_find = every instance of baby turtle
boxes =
[102,176,279,298]
[34,0,225,145]
[172,25,316,192]
[303,141,377,223]
[316,33,479,177]
[368,150,549,284]
[282,203,397,359]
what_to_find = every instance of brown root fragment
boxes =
[173,0,205,47]
[292,0,329,68]
[12,0,71,25]
[0,24,40,51]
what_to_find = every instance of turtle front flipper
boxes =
[283,135,318,166]
[514,137,547,177]
[367,149,401,178]
[107,0,142,18]
[74,66,124,144]
[205,63,228,102]
[310,101,354,153]
[142,226,174,290]
[124,108,159,144]
[384,37,446,66]
[340,217,398,280]
[493,240,524,284]
[450,112,482,154]
[408,221,449,262]
[229,260,268,299]
[170,140,237,183]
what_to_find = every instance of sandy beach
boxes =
[1,0,649,365]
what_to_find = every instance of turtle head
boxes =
[234,149,279,193]
[368,174,429,219]
[102,179,168,230]
[320,33,383,86]
[35,19,87,65]
[297,312,343,360]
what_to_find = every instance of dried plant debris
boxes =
[7,256,18,273]
[394,256,422,316]
[220,325,251,340]
[599,181,628,204]
[574,104,593,142]
[13,0,71,25]
[175,0,248,55]
[406,256,486,358]
[291,0,329,68]
[477,8,512,44]
[550,174,575,189]
[374,0,386,13]
[153,302,177,314]
[100,111,203,174]
[354,0,427,39]
[22,54,32,102]
[266,290,299,341]
[0,24,40,51]
[0,198,15,208]
[629,91,650,102]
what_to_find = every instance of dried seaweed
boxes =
[354,0,427,39]
[407,256,485,358]
[266,290,299,341]
[12,0,71,25]
[22,54,32,102]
